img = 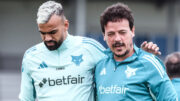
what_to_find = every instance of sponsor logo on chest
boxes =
[125,66,138,78]
[99,85,129,95]
[38,75,85,88]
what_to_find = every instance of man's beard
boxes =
[112,42,129,57]
[114,50,129,57]
[44,40,62,51]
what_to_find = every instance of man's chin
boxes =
[115,54,124,57]
[44,41,61,51]
[46,45,59,51]
[114,51,127,57]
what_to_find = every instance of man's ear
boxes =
[64,20,69,30]
[103,33,106,41]
[132,26,135,37]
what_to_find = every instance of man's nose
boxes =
[114,34,122,41]
[44,34,52,41]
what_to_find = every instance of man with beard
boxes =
[19,1,105,101]
[95,3,178,101]
[165,52,180,100]
[19,1,161,101]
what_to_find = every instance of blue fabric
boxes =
[19,34,106,101]
[172,78,180,101]
[95,44,178,101]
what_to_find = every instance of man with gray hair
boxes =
[19,1,105,101]
[165,52,180,100]
[19,1,161,101]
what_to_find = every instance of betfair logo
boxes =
[39,78,47,88]
[38,62,48,69]
[39,75,85,88]
[99,85,129,94]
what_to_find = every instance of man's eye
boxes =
[119,31,126,34]
[49,30,58,34]
[107,32,114,36]
[40,32,46,35]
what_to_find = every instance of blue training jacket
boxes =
[95,44,178,101]
[19,34,106,101]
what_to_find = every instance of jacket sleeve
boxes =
[19,54,36,101]
[82,38,106,65]
[143,55,178,101]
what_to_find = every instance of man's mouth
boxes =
[45,41,55,46]
[113,42,124,47]
[46,42,54,46]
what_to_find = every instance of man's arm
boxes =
[143,55,178,100]
[141,41,161,55]
[82,37,106,64]
[19,56,36,101]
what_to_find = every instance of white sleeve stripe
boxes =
[83,42,105,53]
[148,86,157,101]
[144,55,165,75]
[143,56,163,78]
[149,55,165,75]
[82,39,105,50]
[82,39,105,49]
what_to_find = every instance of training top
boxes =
[19,34,106,101]
[172,78,180,101]
[95,44,178,101]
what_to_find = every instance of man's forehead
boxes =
[47,15,62,24]
[105,21,130,30]
[38,15,62,30]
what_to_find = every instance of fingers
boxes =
[154,46,159,52]
[141,41,161,55]
[147,42,153,49]
[141,41,147,48]
[153,51,161,55]
[151,44,158,52]
[155,51,161,55]
[150,45,160,55]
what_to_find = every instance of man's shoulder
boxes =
[81,36,105,51]
[96,56,109,68]
[72,35,105,53]
[74,36,99,44]
[137,50,166,76]
[24,42,46,58]
[137,49,157,63]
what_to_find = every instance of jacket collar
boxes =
[57,33,72,51]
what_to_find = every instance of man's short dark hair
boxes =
[100,2,134,33]
[165,52,180,78]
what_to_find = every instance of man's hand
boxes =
[141,41,161,55]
